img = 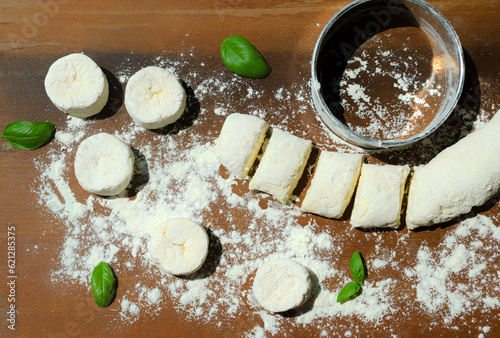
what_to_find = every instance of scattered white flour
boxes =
[346,84,370,103]
[338,36,446,140]
[404,215,500,325]
[31,52,499,337]
[213,107,228,116]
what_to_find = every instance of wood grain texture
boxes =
[0,0,499,337]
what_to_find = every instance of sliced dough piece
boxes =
[406,113,500,230]
[351,164,410,229]
[125,66,186,129]
[149,219,209,276]
[253,259,312,313]
[302,151,364,218]
[249,129,312,203]
[74,133,134,196]
[215,113,268,179]
[44,53,109,118]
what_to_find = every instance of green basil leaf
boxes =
[91,261,116,308]
[1,121,54,150]
[350,251,365,283]
[336,280,361,303]
[220,35,271,78]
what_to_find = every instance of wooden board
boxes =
[1,1,499,336]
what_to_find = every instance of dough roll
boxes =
[406,113,500,230]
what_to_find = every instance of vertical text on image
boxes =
[6,224,16,330]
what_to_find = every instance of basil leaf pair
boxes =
[91,262,117,308]
[220,35,271,78]
[1,121,54,150]
[337,251,366,303]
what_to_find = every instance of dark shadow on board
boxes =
[279,268,322,318]
[179,228,222,281]
[150,80,200,136]
[126,146,150,199]
[87,67,124,121]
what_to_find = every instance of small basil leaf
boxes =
[91,261,116,308]
[350,251,365,283]
[1,121,54,150]
[221,35,271,78]
[336,280,361,303]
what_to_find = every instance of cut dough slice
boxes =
[351,164,410,229]
[406,113,500,230]
[44,53,109,118]
[74,133,134,196]
[125,66,186,129]
[253,259,312,313]
[215,113,268,179]
[149,219,209,276]
[249,129,312,203]
[302,151,364,219]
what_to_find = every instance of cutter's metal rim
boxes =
[311,0,465,149]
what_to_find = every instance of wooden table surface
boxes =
[1,0,500,337]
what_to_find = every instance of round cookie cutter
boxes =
[311,0,465,149]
